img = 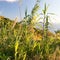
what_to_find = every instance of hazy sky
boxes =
[0,0,60,30]
[0,0,36,20]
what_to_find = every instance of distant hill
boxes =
[0,16,55,41]
[0,16,20,29]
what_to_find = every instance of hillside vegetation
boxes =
[0,1,60,60]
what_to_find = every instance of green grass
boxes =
[0,1,60,60]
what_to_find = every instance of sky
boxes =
[0,0,36,20]
[0,0,60,30]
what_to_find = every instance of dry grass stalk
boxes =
[12,17,18,30]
